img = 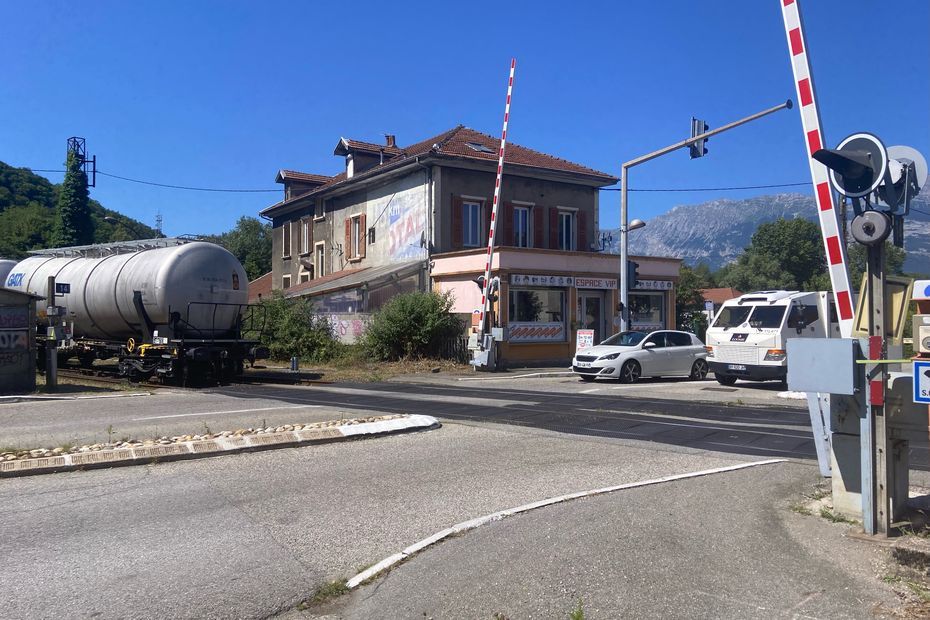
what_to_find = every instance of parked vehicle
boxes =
[704,290,839,386]
[571,330,708,383]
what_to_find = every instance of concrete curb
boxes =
[346,458,787,588]
[0,414,439,478]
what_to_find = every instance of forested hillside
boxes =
[0,161,157,259]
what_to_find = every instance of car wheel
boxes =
[579,375,596,383]
[619,360,641,384]
[715,374,737,386]
[690,359,708,380]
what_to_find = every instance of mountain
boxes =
[601,187,930,275]
[0,161,158,259]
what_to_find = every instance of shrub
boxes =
[258,292,342,362]
[362,291,462,360]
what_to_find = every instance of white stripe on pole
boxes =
[780,0,855,338]
[477,58,516,339]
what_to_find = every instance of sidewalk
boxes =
[309,461,908,619]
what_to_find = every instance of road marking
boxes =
[132,405,321,421]
[457,371,573,381]
[577,407,807,432]
[346,458,787,589]
[579,388,601,394]
[610,380,711,390]
[247,384,538,408]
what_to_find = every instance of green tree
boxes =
[203,216,272,281]
[676,264,712,333]
[719,218,828,292]
[845,241,906,290]
[52,151,94,247]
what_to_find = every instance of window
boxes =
[787,304,818,328]
[299,220,310,255]
[282,274,291,289]
[666,332,693,347]
[514,207,530,248]
[558,211,575,251]
[629,293,665,331]
[750,305,788,329]
[600,331,646,347]
[643,333,667,348]
[315,200,324,219]
[315,242,325,278]
[299,271,310,284]
[509,289,565,323]
[463,202,482,247]
[712,306,752,329]
[282,222,292,258]
[351,216,360,258]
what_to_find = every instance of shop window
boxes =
[629,293,665,331]
[463,202,482,247]
[508,288,566,342]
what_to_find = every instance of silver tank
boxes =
[0,260,17,285]
[4,242,248,341]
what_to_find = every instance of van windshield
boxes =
[749,305,788,328]
[712,306,752,329]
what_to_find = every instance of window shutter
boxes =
[577,210,588,252]
[344,218,352,258]
[533,207,544,248]
[484,199,492,245]
[452,196,464,250]
[549,207,559,249]
[503,202,514,246]
[359,213,367,258]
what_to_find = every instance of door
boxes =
[577,292,605,345]
[640,331,671,375]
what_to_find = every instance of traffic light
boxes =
[626,260,640,289]
[473,275,499,302]
[689,117,709,159]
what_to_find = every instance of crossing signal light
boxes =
[474,275,498,302]
[626,260,640,289]
[690,117,709,159]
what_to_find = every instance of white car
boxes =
[571,330,709,383]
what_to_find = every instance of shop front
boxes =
[432,248,682,366]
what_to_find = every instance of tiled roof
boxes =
[335,138,404,157]
[276,170,332,185]
[284,266,370,297]
[262,125,617,216]
[247,272,273,303]
[701,287,743,305]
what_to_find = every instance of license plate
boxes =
[576,362,591,368]
[727,364,747,371]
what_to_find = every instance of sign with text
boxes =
[914,360,930,404]
[576,329,595,351]
[632,280,673,291]
[575,277,617,289]
[510,274,574,288]
[55,282,71,295]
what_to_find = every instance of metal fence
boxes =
[434,335,470,363]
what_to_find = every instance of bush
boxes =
[362,291,463,361]
[258,292,342,362]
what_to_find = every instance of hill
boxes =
[601,188,930,275]
[0,161,157,259]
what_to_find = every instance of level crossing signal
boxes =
[626,260,640,289]
[690,117,709,159]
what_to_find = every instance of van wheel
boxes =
[579,375,596,383]
[619,360,641,384]
[716,374,737,386]
[690,359,708,380]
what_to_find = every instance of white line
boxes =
[609,379,711,390]
[457,371,573,381]
[346,458,786,588]
[132,405,321,421]
[579,388,601,394]
[576,407,806,432]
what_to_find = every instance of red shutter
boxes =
[502,202,514,246]
[549,207,559,249]
[451,196,464,250]
[577,210,588,252]
[533,207,544,248]
[484,199,492,245]
[359,213,367,258]
[344,218,351,258]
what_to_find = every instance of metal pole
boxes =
[617,99,793,334]
[45,276,57,391]
[619,165,629,331]
[862,242,889,535]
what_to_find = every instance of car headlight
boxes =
[599,352,621,361]
[764,349,786,362]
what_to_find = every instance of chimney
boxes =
[385,134,396,148]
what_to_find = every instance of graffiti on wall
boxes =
[0,307,28,329]
[0,331,28,350]
[325,314,370,344]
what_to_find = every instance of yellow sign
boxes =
[852,275,913,344]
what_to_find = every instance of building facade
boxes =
[259,125,683,361]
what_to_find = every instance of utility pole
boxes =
[619,99,793,331]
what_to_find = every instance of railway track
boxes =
[52,366,331,389]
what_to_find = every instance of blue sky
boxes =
[1,0,927,237]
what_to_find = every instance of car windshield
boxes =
[599,331,646,347]
[748,305,787,329]
[712,306,752,329]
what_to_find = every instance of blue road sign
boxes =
[913,360,930,403]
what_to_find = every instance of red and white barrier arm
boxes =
[780,0,855,338]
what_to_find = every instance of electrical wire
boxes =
[96,171,279,193]
[601,181,813,192]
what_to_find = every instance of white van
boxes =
[705,290,840,385]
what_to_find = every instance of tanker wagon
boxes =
[4,239,267,385]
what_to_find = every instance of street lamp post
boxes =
[617,98,794,332]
